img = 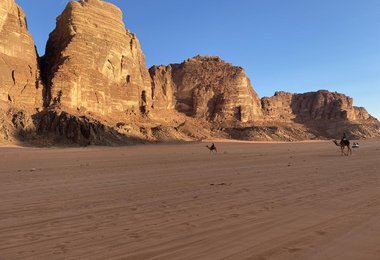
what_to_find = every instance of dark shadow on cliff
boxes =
[3,109,148,147]
[223,124,317,142]
[206,93,223,121]
[38,55,51,108]
[30,110,148,146]
[288,94,342,139]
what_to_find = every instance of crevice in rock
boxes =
[94,92,100,104]
[11,70,16,85]
[21,83,28,94]
[16,7,24,28]
[38,55,50,108]
[28,65,33,76]
[129,39,134,51]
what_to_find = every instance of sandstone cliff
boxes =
[149,65,176,111]
[261,90,373,122]
[43,0,152,119]
[150,56,263,124]
[259,90,380,139]
[0,0,42,110]
[0,0,379,145]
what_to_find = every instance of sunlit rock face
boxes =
[150,56,263,124]
[2,0,378,145]
[0,0,42,110]
[43,0,152,118]
[149,65,176,111]
[261,90,372,122]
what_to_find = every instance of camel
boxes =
[206,143,217,153]
[333,139,352,156]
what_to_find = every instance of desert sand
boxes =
[1,140,380,260]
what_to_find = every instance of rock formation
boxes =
[0,0,379,145]
[353,106,371,121]
[150,56,263,124]
[261,90,373,122]
[149,65,176,111]
[43,0,152,119]
[35,110,138,146]
[0,0,42,110]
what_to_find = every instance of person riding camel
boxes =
[341,133,347,142]
[206,143,217,153]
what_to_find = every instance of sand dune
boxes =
[1,140,380,259]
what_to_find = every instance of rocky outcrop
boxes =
[149,65,176,111]
[353,107,371,121]
[0,105,35,144]
[1,0,379,145]
[0,0,42,110]
[43,0,152,119]
[150,56,263,124]
[35,110,138,146]
[261,90,373,122]
[261,92,295,121]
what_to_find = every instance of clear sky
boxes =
[17,0,380,119]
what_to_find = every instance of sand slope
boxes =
[1,141,380,259]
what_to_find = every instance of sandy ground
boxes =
[1,140,380,260]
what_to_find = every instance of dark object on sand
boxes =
[206,143,217,153]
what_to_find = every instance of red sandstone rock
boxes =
[43,0,152,118]
[261,90,373,122]
[150,56,263,124]
[0,0,379,145]
[149,65,176,111]
[0,0,42,110]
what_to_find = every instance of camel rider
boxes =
[342,133,347,142]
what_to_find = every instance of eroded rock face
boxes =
[1,0,378,145]
[0,0,42,110]
[35,110,132,145]
[353,107,371,121]
[43,0,152,118]
[262,90,372,122]
[150,56,263,124]
[149,65,176,111]
[261,92,295,121]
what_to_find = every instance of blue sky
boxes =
[17,0,380,119]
